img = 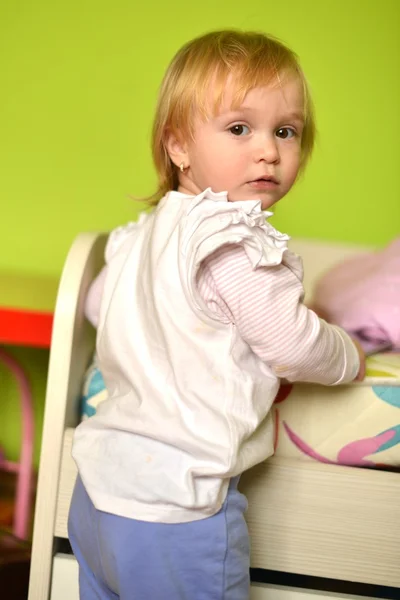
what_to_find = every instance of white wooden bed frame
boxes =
[28,233,400,600]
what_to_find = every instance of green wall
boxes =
[0,1,399,467]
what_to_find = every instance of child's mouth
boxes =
[248,177,279,190]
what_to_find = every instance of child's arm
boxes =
[199,244,361,385]
[85,266,108,328]
[84,219,143,328]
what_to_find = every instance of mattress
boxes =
[80,353,400,469]
[273,353,400,468]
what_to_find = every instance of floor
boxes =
[0,470,32,599]
[0,529,31,599]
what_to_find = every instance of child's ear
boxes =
[165,131,189,169]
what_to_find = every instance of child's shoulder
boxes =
[105,213,150,262]
[186,188,281,236]
[183,188,300,273]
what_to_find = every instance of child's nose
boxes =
[254,136,280,164]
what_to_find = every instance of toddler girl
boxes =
[69,29,364,600]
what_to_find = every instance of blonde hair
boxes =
[149,29,316,204]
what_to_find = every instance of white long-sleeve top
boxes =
[73,188,359,524]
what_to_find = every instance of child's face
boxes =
[176,76,304,209]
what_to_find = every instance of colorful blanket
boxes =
[274,353,400,467]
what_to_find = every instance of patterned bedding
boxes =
[80,353,400,469]
[273,353,400,468]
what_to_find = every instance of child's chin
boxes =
[257,195,280,210]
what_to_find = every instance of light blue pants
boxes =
[68,477,250,599]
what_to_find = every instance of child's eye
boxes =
[276,127,296,139]
[229,124,250,136]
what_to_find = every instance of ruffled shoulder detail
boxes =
[104,213,149,263]
[181,188,302,277]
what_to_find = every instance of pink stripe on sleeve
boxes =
[197,244,359,385]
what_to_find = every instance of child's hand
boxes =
[352,338,366,381]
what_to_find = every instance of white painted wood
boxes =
[241,459,400,588]
[250,583,386,600]
[54,429,77,538]
[50,554,79,600]
[28,233,107,600]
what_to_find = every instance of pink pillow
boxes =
[313,238,400,350]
